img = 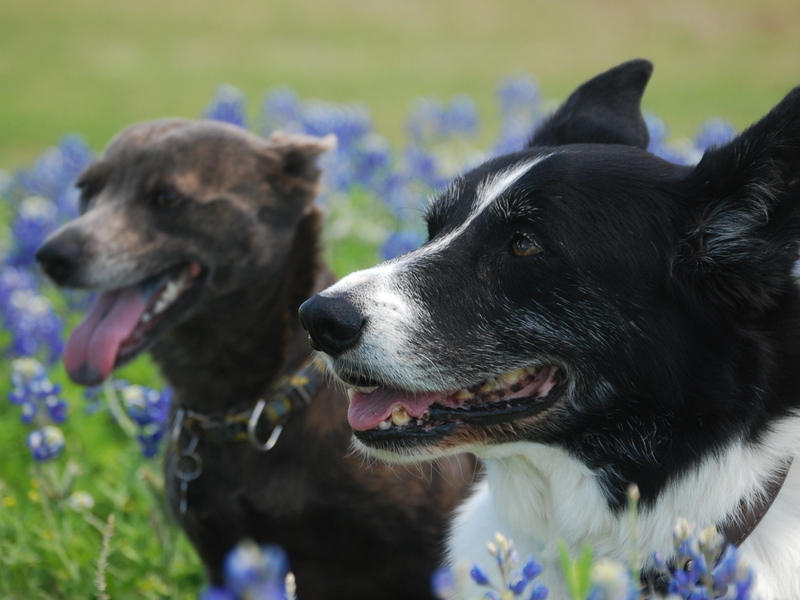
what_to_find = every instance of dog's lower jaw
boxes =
[447,418,800,600]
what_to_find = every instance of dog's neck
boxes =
[151,211,335,414]
[451,419,800,598]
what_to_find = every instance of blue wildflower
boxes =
[651,519,756,599]
[442,533,550,599]
[9,357,67,427]
[0,267,64,363]
[199,586,238,600]
[446,94,480,138]
[381,230,424,261]
[7,195,60,270]
[11,136,92,221]
[27,425,66,462]
[204,85,248,128]
[492,75,542,156]
[470,564,492,587]
[528,584,549,600]
[431,567,456,599]
[694,118,737,152]
[220,539,290,599]
[260,87,303,134]
[521,556,543,580]
[116,381,172,458]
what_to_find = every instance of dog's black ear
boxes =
[672,86,800,312]
[263,132,337,194]
[528,59,653,149]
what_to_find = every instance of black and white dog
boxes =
[299,60,800,599]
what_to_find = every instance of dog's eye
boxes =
[153,189,182,209]
[77,185,94,214]
[509,233,542,257]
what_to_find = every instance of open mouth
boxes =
[345,365,564,441]
[63,262,207,386]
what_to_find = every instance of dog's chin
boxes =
[344,364,567,457]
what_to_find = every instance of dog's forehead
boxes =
[428,152,555,231]
[431,145,679,228]
[97,123,268,194]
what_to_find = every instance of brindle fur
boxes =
[37,120,477,600]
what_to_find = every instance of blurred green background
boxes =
[1,0,799,168]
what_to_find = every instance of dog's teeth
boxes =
[153,298,168,315]
[455,389,472,401]
[391,405,411,427]
[142,312,152,323]
[378,419,391,430]
[480,379,502,393]
[499,368,527,385]
[347,388,355,402]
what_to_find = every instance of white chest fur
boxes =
[447,421,800,600]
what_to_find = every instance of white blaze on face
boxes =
[421,156,552,257]
[320,155,552,387]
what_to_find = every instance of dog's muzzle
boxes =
[299,294,365,357]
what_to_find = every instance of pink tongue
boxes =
[348,388,449,431]
[63,287,148,386]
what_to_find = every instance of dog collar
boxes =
[720,456,793,547]
[171,355,325,452]
[170,356,325,520]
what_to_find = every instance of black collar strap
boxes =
[174,356,325,451]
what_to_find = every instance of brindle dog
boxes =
[36,119,476,600]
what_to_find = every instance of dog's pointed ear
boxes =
[528,59,653,149]
[262,132,337,195]
[672,86,800,312]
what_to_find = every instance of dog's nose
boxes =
[36,231,84,286]
[299,295,365,357]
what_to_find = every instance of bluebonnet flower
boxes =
[205,85,248,128]
[446,95,480,139]
[116,381,172,458]
[403,145,448,193]
[434,533,548,600]
[381,230,424,260]
[348,133,393,189]
[6,195,61,269]
[647,519,755,599]
[27,425,66,462]
[492,76,542,156]
[645,114,697,165]
[694,119,737,152]
[586,559,637,600]
[5,136,92,267]
[497,75,541,117]
[407,98,449,144]
[260,87,303,135]
[201,539,292,600]
[0,266,64,363]
[406,95,478,144]
[9,357,67,427]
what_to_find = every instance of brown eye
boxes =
[510,234,542,257]
[154,189,182,209]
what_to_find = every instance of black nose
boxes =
[36,231,84,286]
[299,294,365,357]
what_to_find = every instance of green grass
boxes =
[1,0,799,167]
